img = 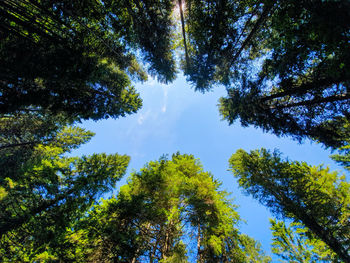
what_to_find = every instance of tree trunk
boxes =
[0,140,49,150]
[229,3,275,67]
[256,173,350,262]
[273,186,350,262]
[260,73,348,103]
[197,223,202,263]
[178,0,189,68]
[274,92,350,110]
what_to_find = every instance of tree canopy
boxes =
[331,122,350,171]
[217,0,350,148]
[0,0,177,120]
[1,1,350,261]
[0,122,130,261]
[56,154,271,262]
[270,219,337,262]
[1,0,349,144]
[229,148,350,262]
[173,0,350,148]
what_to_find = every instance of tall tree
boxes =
[180,0,249,91]
[270,219,337,262]
[0,124,130,261]
[0,0,176,120]
[229,148,350,262]
[218,0,350,148]
[67,154,271,262]
[0,111,68,183]
[175,0,350,148]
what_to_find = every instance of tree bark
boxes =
[260,75,348,103]
[229,3,275,67]
[267,182,350,262]
[0,140,48,150]
[275,92,350,110]
[178,0,189,68]
[197,223,202,263]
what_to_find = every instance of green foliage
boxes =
[237,234,272,263]
[330,121,350,171]
[68,153,270,262]
[106,0,177,83]
[179,0,350,148]
[181,0,245,91]
[270,219,337,262]
[229,148,350,262]
[219,0,350,148]
[2,0,349,146]
[0,122,130,261]
[2,1,350,262]
[0,111,70,183]
[0,0,177,120]
[332,151,350,173]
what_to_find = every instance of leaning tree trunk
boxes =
[197,223,202,263]
[178,0,189,68]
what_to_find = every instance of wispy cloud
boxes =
[146,77,157,86]
[161,86,169,113]
[137,109,151,125]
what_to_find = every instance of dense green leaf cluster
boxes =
[1,0,350,146]
[0,120,130,261]
[229,148,350,262]
[216,0,350,148]
[270,219,337,262]
[0,0,177,120]
[176,0,350,148]
[0,149,272,262]
[63,154,270,262]
[1,1,350,262]
[330,121,350,171]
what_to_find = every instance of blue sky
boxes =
[73,74,343,259]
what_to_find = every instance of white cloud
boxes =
[146,77,157,86]
[161,86,169,113]
[137,109,151,125]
